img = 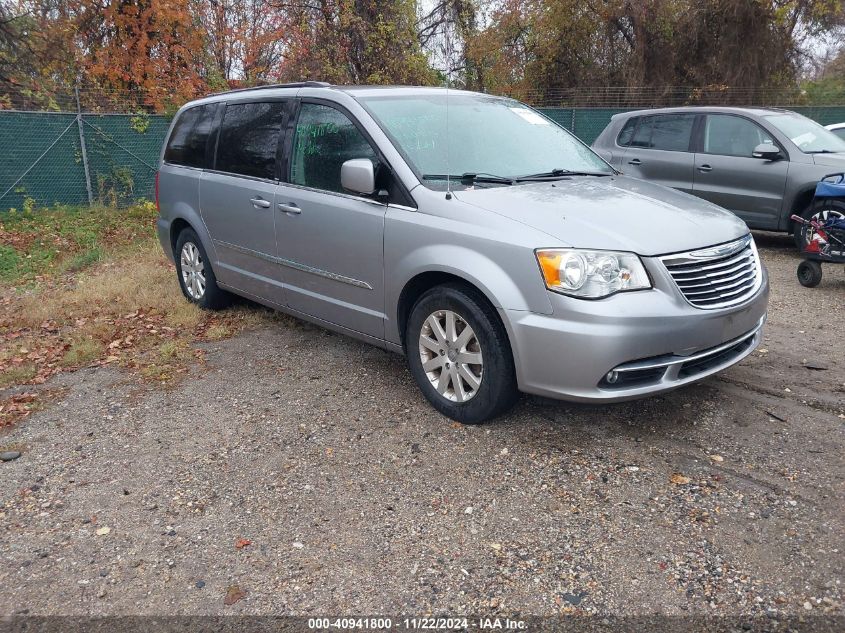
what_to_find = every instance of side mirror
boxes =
[341,158,375,195]
[752,143,782,160]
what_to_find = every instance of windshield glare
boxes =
[764,113,845,154]
[358,93,613,189]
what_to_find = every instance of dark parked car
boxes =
[592,107,845,246]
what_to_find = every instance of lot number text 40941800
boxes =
[307,617,528,630]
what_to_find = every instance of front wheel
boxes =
[406,284,518,424]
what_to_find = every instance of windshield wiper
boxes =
[515,168,613,181]
[805,149,840,154]
[422,172,514,185]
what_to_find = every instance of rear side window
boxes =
[833,128,845,141]
[629,114,695,151]
[215,102,287,180]
[164,104,218,168]
[616,117,639,146]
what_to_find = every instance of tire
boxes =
[406,283,519,424]
[793,199,845,250]
[797,260,823,288]
[174,228,231,309]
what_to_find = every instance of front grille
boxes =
[660,235,762,309]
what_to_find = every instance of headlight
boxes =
[536,249,651,298]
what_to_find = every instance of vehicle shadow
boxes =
[751,229,796,252]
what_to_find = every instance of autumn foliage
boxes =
[0,0,843,112]
[1,0,436,112]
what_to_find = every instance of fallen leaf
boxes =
[235,538,251,550]
[709,455,724,462]
[670,473,691,485]
[224,585,246,605]
[96,526,111,536]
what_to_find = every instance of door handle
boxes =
[698,164,713,172]
[250,197,271,209]
[627,158,641,165]
[277,202,301,215]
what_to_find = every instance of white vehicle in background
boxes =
[826,122,845,141]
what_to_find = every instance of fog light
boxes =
[605,370,619,384]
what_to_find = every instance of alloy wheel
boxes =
[180,242,206,300]
[418,310,483,403]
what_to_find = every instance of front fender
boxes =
[385,238,554,345]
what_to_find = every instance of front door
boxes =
[275,101,387,339]
[199,100,288,303]
[692,114,789,229]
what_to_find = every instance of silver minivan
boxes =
[156,83,769,423]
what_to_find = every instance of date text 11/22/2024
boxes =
[307,617,528,630]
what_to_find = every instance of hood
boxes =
[812,152,845,168]
[453,176,748,256]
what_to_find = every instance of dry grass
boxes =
[0,203,280,426]
[59,338,104,368]
[0,363,37,389]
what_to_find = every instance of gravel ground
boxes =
[0,231,842,619]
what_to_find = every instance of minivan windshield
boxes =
[358,92,614,190]
[763,113,845,154]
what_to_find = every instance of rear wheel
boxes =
[406,284,518,424]
[175,228,231,309]
[797,260,823,288]
[793,200,845,250]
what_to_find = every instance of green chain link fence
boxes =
[0,112,171,211]
[2,105,845,211]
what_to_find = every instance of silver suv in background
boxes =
[826,122,845,141]
[157,84,768,423]
[592,107,845,247]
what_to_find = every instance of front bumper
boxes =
[502,261,769,402]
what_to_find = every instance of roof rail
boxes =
[210,81,331,97]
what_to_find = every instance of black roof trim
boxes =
[210,81,331,97]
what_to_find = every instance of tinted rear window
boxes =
[629,114,695,151]
[215,102,287,180]
[616,117,639,146]
[164,104,218,168]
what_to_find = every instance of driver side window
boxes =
[290,103,377,194]
[703,115,775,157]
